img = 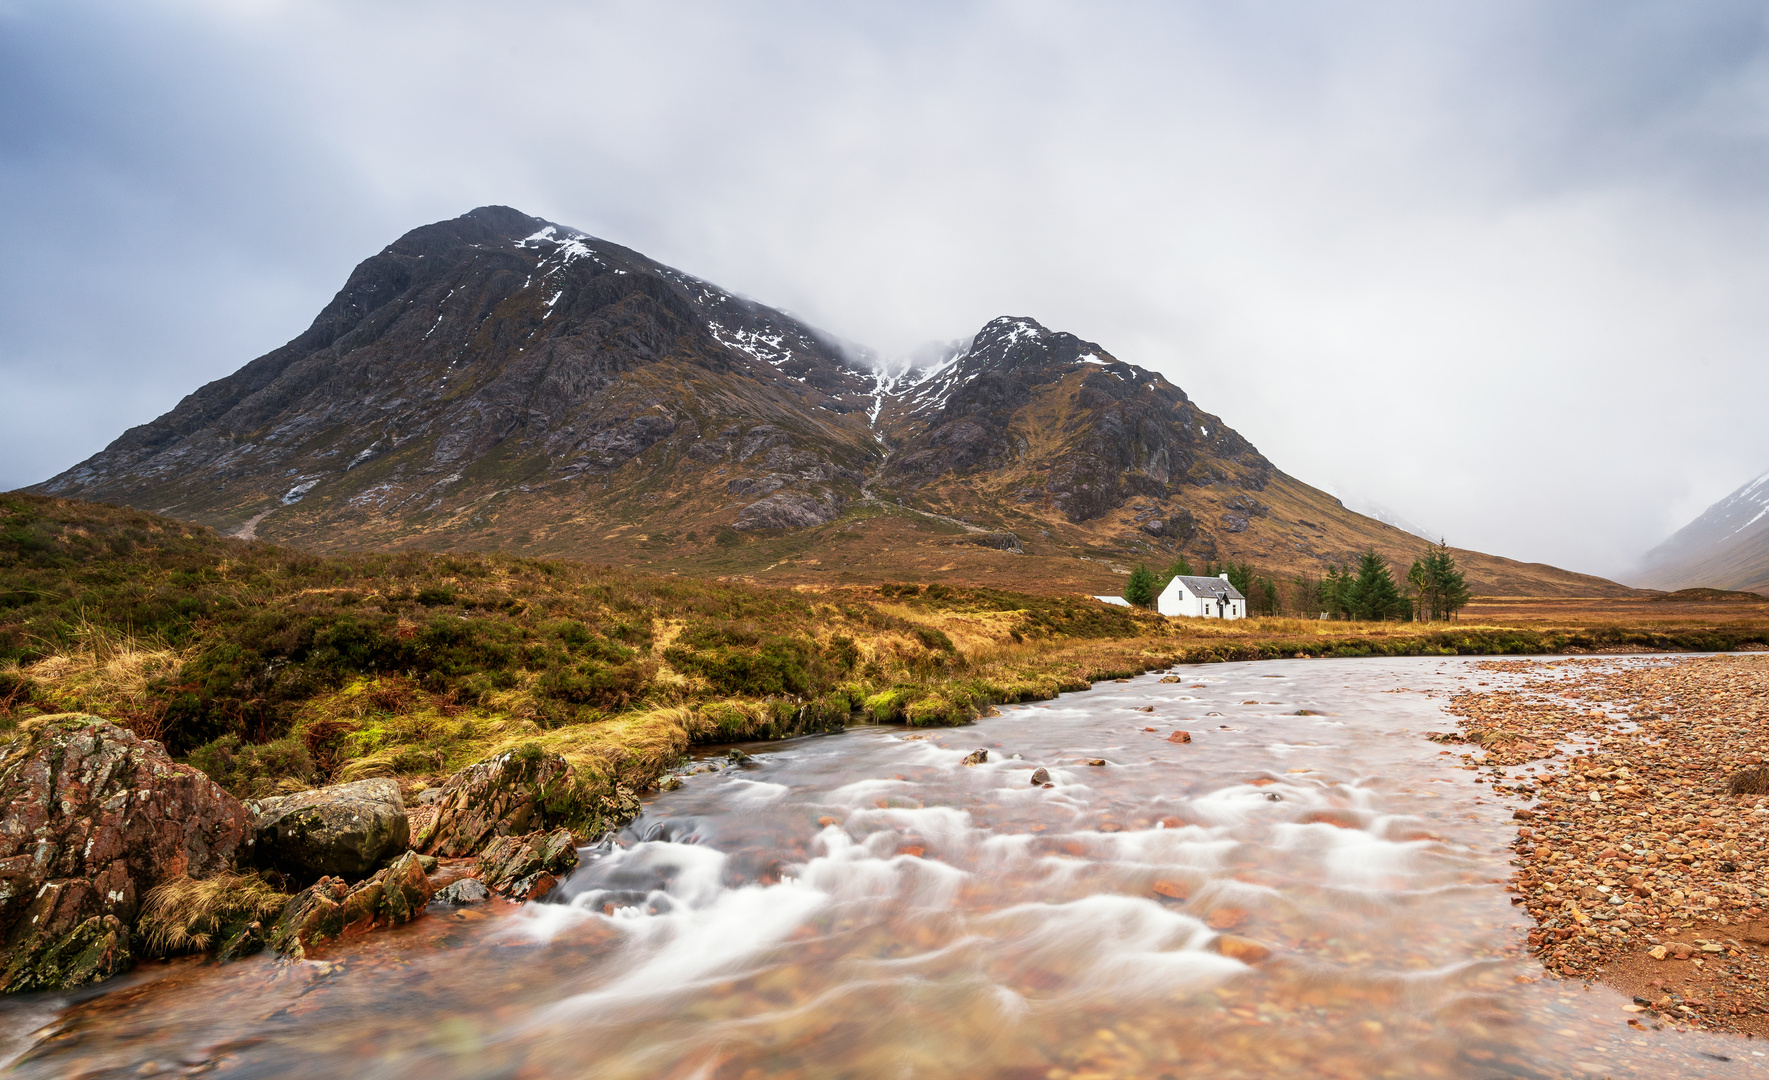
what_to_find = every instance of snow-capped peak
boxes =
[517,225,604,272]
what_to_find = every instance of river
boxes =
[2,656,1760,1078]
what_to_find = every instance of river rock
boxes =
[417,747,600,858]
[251,778,410,881]
[961,749,988,766]
[1212,934,1273,964]
[478,828,578,901]
[269,851,432,960]
[1030,767,1050,785]
[433,878,490,906]
[0,715,251,993]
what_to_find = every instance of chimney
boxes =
[1219,573,1230,581]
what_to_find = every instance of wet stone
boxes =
[432,879,490,906]
[0,715,250,993]
[250,778,410,881]
[477,828,579,898]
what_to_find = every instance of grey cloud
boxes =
[4,0,1769,579]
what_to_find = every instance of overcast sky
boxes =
[4,1,1767,580]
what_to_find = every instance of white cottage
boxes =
[1157,573,1246,620]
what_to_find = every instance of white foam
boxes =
[719,777,790,805]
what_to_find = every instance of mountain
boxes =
[31,206,1639,599]
[1636,469,1769,595]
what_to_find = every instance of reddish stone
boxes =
[0,715,250,991]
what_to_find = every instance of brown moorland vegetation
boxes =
[4,493,1768,811]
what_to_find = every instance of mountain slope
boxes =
[31,207,1640,598]
[1636,469,1769,595]
[36,206,883,545]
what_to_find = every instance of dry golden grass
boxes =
[1464,595,1769,631]
[15,618,188,742]
[138,870,291,956]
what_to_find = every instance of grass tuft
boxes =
[138,870,291,956]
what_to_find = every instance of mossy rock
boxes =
[862,688,916,723]
[479,828,578,897]
[0,715,249,993]
[268,852,431,960]
[250,778,410,882]
[417,746,635,857]
[905,689,977,727]
[0,914,131,994]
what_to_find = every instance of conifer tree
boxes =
[1346,550,1403,621]
[1411,540,1471,620]
[1225,561,1253,597]
[1124,564,1157,608]
[1320,565,1348,619]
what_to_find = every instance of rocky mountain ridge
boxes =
[32,206,1638,597]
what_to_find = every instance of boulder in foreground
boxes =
[0,715,250,992]
[250,778,410,881]
[417,746,628,857]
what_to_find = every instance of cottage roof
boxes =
[1171,575,1245,601]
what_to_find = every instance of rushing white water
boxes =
[2,656,1760,1078]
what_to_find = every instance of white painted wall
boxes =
[1156,575,1246,620]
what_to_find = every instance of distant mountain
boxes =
[1636,469,1769,596]
[30,206,1639,598]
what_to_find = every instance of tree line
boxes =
[1121,541,1470,622]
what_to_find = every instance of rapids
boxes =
[2,656,1760,1078]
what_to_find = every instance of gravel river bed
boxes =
[1,655,1762,1079]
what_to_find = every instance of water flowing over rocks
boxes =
[11,659,1769,1077]
[0,715,250,992]
[249,778,410,881]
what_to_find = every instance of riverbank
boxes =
[14,655,1758,1079]
[1443,654,1769,1035]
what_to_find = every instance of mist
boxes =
[4,0,1768,580]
